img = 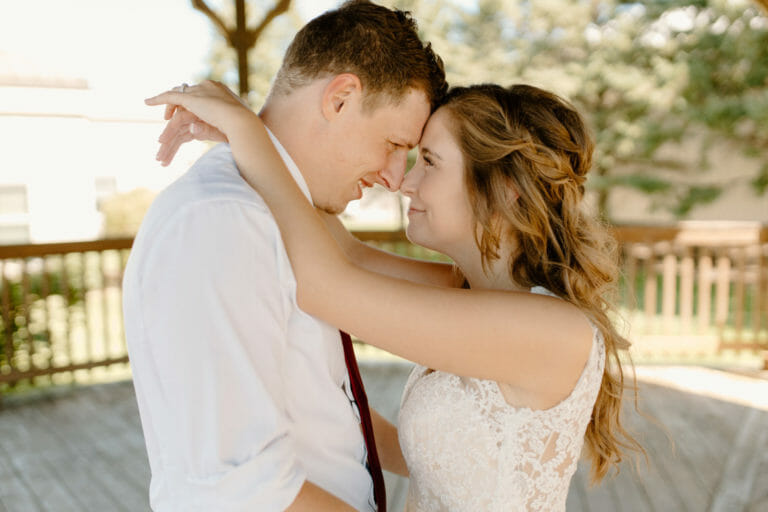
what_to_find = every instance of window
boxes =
[0,185,28,215]
[95,176,117,209]
[0,224,30,244]
[0,185,30,244]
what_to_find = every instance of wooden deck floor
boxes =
[1,362,767,512]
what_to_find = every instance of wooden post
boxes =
[21,259,33,377]
[61,253,73,380]
[732,248,746,344]
[715,250,731,329]
[1,262,14,377]
[191,0,292,98]
[661,242,677,329]
[698,249,713,332]
[680,247,694,332]
[757,246,768,341]
[234,0,249,97]
[100,252,112,363]
[624,244,638,310]
[644,251,657,321]
[41,257,53,373]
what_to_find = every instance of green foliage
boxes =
[99,188,156,238]
[751,162,768,194]
[389,0,768,219]
[591,173,673,194]
[672,184,722,216]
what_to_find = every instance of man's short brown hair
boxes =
[273,0,447,110]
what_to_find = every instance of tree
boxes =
[192,0,292,97]
[390,0,767,220]
[99,188,157,238]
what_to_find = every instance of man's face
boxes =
[313,88,431,214]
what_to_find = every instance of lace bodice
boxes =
[397,287,605,512]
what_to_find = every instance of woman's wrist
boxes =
[226,107,263,146]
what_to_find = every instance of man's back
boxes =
[123,143,374,511]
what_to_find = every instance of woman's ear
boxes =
[321,73,363,121]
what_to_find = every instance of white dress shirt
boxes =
[123,136,375,512]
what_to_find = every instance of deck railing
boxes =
[0,239,133,389]
[1,223,766,390]
[616,223,767,354]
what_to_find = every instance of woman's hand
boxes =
[145,81,254,166]
[154,108,227,166]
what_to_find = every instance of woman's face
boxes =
[401,107,476,256]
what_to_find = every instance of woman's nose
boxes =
[400,164,421,197]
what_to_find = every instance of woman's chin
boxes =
[405,227,437,253]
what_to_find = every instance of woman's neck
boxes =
[452,246,528,292]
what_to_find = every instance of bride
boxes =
[146,80,642,511]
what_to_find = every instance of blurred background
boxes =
[0,1,767,511]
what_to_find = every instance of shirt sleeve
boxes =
[136,198,305,511]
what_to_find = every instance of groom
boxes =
[123,1,446,511]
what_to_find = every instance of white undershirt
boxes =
[123,136,375,511]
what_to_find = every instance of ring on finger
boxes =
[181,83,189,93]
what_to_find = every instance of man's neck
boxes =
[258,81,335,212]
[258,92,317,183]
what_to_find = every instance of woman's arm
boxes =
[145,82,593,394]
[320,213,458,288]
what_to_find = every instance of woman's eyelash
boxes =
[423,155,434,166]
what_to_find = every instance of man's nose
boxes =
[375,151,408,191]
[400,164,421,198]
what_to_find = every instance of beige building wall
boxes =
[606,131,768,224]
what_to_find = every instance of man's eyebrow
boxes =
[393,137,417,150]
[421,146,443,160]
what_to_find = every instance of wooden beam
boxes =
[248,0,291,46]
[0,238,133,259]
[190,0,230,40]
[190,0,292,98]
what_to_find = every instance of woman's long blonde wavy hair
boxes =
[442,84,643,483]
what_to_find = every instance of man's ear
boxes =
[321,73,363,121]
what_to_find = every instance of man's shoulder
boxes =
[153,144,272,216]
[134,144,280,247]
[178,143,265,203]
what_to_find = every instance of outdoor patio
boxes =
[1,361,767,512]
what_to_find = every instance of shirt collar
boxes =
[264,125,312,204]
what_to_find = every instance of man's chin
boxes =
[315,201,348,216]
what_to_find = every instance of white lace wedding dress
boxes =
[397,287,605,512]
